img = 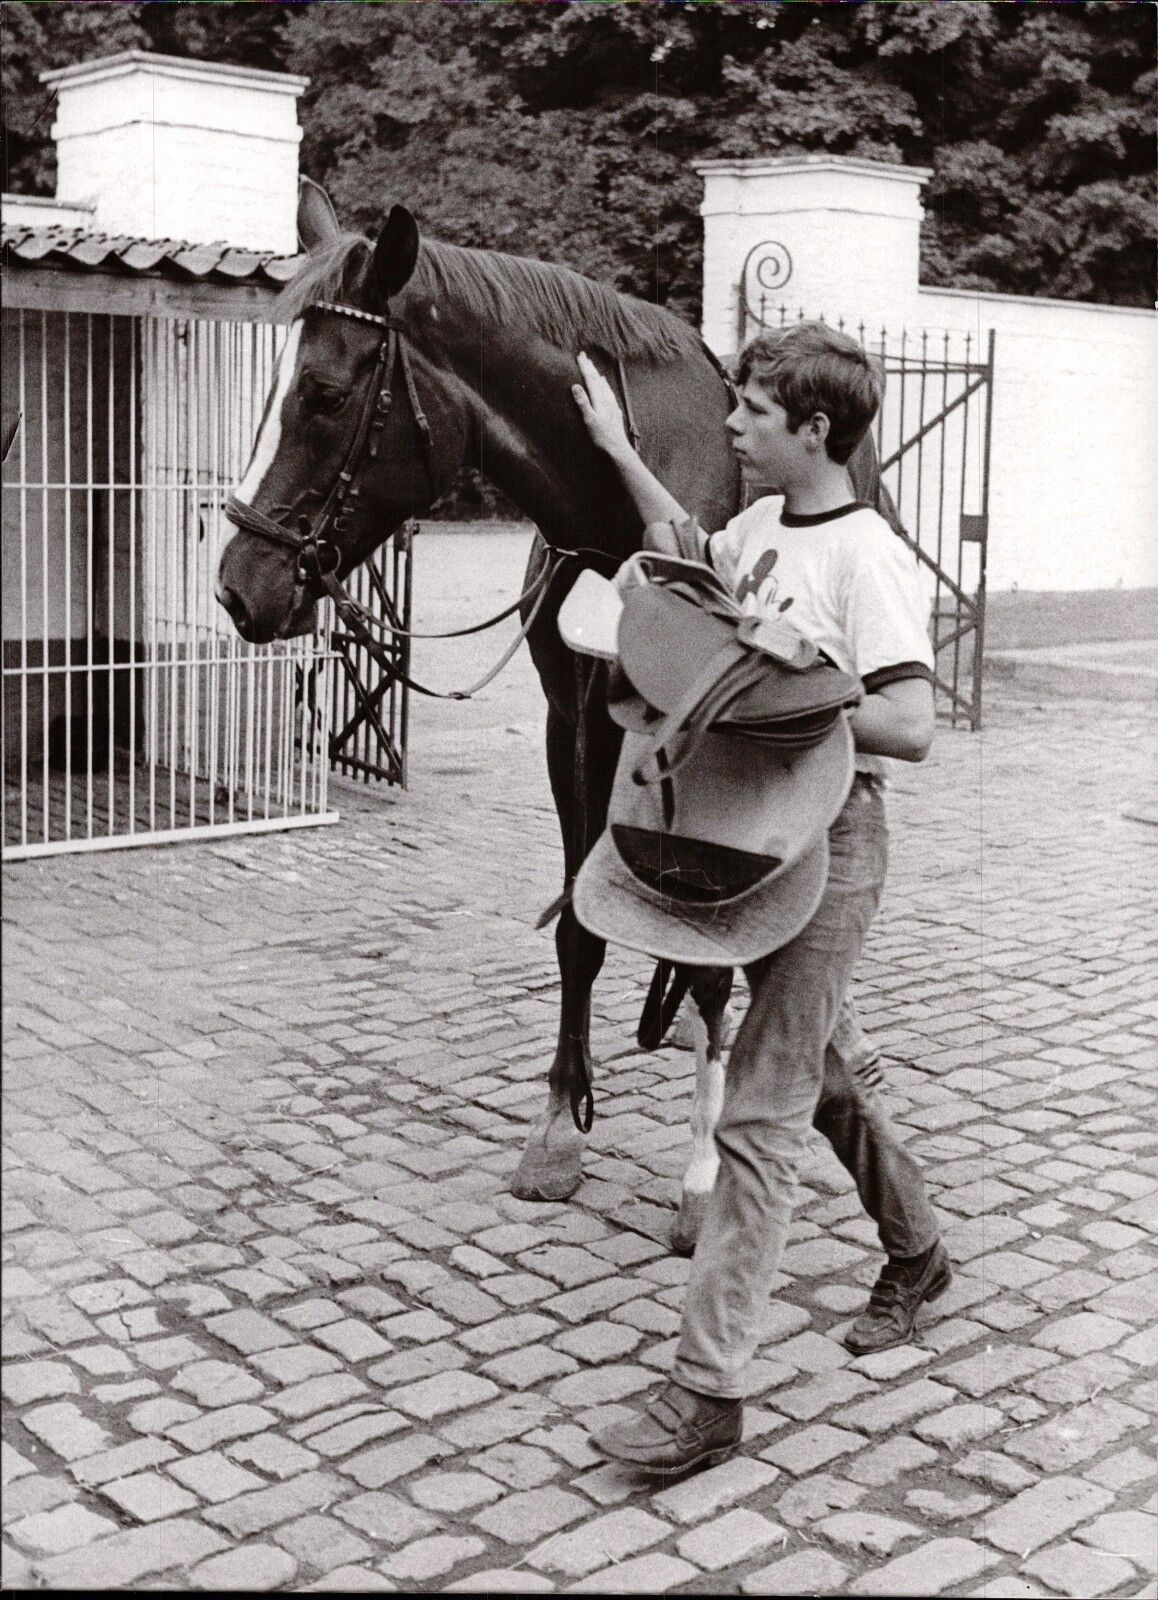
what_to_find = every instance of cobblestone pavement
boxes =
[3,531,1157,1595]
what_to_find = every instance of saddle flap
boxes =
[557,568,623,661]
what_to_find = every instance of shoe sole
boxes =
[843,1262,953,1356]
[594,1440,739,1478]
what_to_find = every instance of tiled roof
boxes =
[1,223,301,286]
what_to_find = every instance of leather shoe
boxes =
[844,1240,952,1355]
[592,1380,742,1475]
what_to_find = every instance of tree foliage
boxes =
[4,0,1153,315]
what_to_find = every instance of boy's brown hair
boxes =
[736,321,885,466]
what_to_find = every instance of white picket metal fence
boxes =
[1,306,338,860]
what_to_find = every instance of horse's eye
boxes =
[302,377,346,417]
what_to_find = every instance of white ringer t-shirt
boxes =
[698,497,935,778]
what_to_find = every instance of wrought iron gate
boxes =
[745,302,995,729]
[326,523,414,788]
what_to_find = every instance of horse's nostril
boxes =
[216,583,251,635]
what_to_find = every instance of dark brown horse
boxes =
[216,198,890,1243]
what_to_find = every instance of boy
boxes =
[571,322,950,1473]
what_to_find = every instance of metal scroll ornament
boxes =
[740,241,793,342]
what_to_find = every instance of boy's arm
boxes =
[571,353,688,555]
[849,677,934,763]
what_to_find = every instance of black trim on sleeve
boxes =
[862,662,934,694]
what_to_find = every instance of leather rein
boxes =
[225,297,611,701]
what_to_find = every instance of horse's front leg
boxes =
[512,686,618,1203]
[671,966,734,1255]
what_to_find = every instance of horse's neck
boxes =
[465,348,620,546]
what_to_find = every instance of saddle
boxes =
[561,553,863,966]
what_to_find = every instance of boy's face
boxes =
[726,378,813,490]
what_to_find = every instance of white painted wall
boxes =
[697,156,1157,594]
[41,51,307,254]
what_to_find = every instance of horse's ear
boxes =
[368,205,420,305]
[298,176,340,252]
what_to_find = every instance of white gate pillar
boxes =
[695,155,931,357]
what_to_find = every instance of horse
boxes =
[216,195,891,1251]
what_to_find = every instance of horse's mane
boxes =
[279,232,701,366]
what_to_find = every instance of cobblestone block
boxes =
[761,1423,864,1474]
[480,1344,578,1390]
[380,1534,489,1582]
[167,1403,276,1452]
[548,1364,653,1408]
[249,1344,343,1385]
[335,1490,441,1546]
[203,1308,296,1354]
[676,1507,788,1571]
[270,1513,373,1569]
[366,1341,471,1388]
[528,1507,670,1577]
[1005,1397,1148,1471]
[21,1401,116,1462]
[914,1401,1005,1448]
[775,1473,865,1528]
[839,1378,958,1435]
[474,1485,589,1545]
[226,1433,319,1479]
[33,1516,228,1588]
[307,1411,407,1459]
[842,1436,938,1486]
[954,1449,1038,1494]
[166,1450,265,1503]
[649,1455,779,1524]
[445,1567,553,1592]
[1031,1312,1135,1356]
[542,1279,641,1322]
[7,1501,118,1556]
[99,1472,199,1523]
[905,1488,992,1522]
[741,1549,849,1594]
[391,1369,500,1421]
[0,1443,37,1485]
[938,1346,1058,1396]
[1021,1351,1130,1405]
[817,1511,923,1556]
[981,1476,1114,1555]
[847,1536,998,1594]
[1087,1446,1157,1491]
[310,1320,393,1363]
[409,1471,504,1514]
[551,1321,643,1363]
[1,1360,81,1404]
[1025,1540,1139,1597]
[338,1433,452,1489]
[568,1551,699,1592]
[1076,1511,1158,1571]
[457,1314,559,1356]
[3,1474,77,1524]
[204,1470,346,1537]
[188,1544,299,1591]
[70,1436,179,1487]
[438,1393,555,1450]
[172,1359,266,1407]
[1117,1326,1158,1367]
[472,1440,565,1489]
[68,1344,134,1377]
[269,1373,371,1420]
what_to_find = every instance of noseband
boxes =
[225,299,435,591]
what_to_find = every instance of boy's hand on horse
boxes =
[572,352,634,463]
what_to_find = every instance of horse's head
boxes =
[217,191,467,642]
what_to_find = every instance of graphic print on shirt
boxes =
[735,548,795,614]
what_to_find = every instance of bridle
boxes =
[226,299,435,598]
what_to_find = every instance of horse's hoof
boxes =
[670,1190,710,1256]
[511,1139,583,1202]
